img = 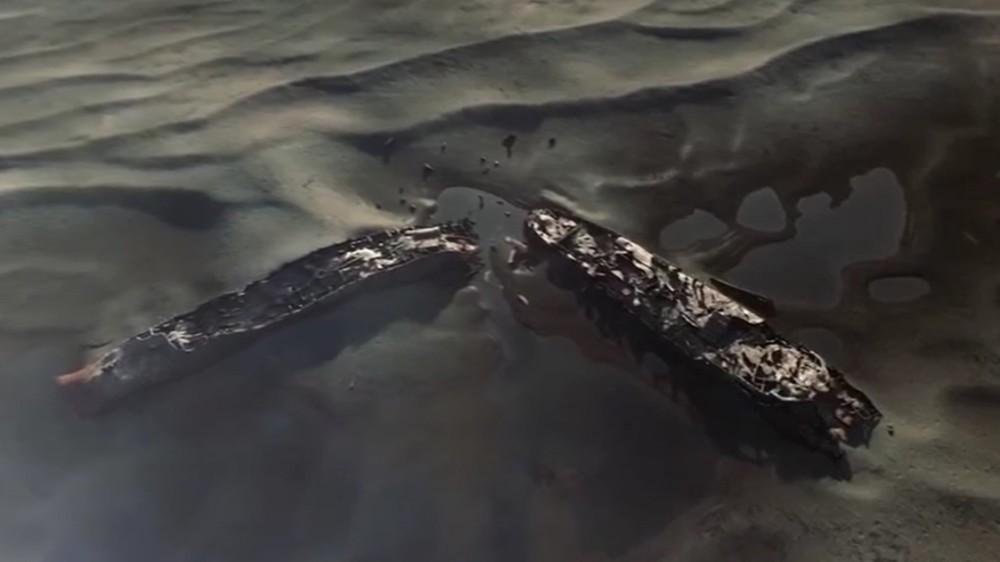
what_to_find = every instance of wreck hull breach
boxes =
[523,208,881,456]
[59,221,482,414]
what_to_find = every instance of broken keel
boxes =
[59,221,482,414]
[523,207,881,456]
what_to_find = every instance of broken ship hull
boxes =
[58,221,481,414]
[522,208,881,456]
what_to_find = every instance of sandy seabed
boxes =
[0,0,998,560]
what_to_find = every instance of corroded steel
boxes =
[58,221,481,414]
[524,207,881,456]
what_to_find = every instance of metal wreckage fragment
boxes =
[57,221,482,414]
[521,207,882,457]
[56,205,880,457]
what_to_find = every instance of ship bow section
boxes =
[523,207,882,456]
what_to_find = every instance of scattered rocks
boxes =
[422,163,435,180]
[502,134,517,157]
[440,142,447,153]
[548,137,557,148]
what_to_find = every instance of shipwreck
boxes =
[522,207,882,457]
[55,202,880,458]
[58,221,482,414]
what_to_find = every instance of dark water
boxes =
[724,168,907,308]
[659,209,728,252]
[867,276,932,304]
[736,187,786,233]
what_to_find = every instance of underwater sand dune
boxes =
[0,0,997,560]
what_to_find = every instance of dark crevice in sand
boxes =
[942,384,1000,414]
[0,186,294,230]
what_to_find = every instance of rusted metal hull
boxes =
[58,221,482,414]
[523,208,881,456]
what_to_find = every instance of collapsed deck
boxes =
[58,221,482,414]
[523,207,881,456]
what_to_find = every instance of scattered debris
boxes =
[502,134,517,158]
[504,237,530,268]
[422,163,435,180]
[493,160,500,167]
[504,237,528,253]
